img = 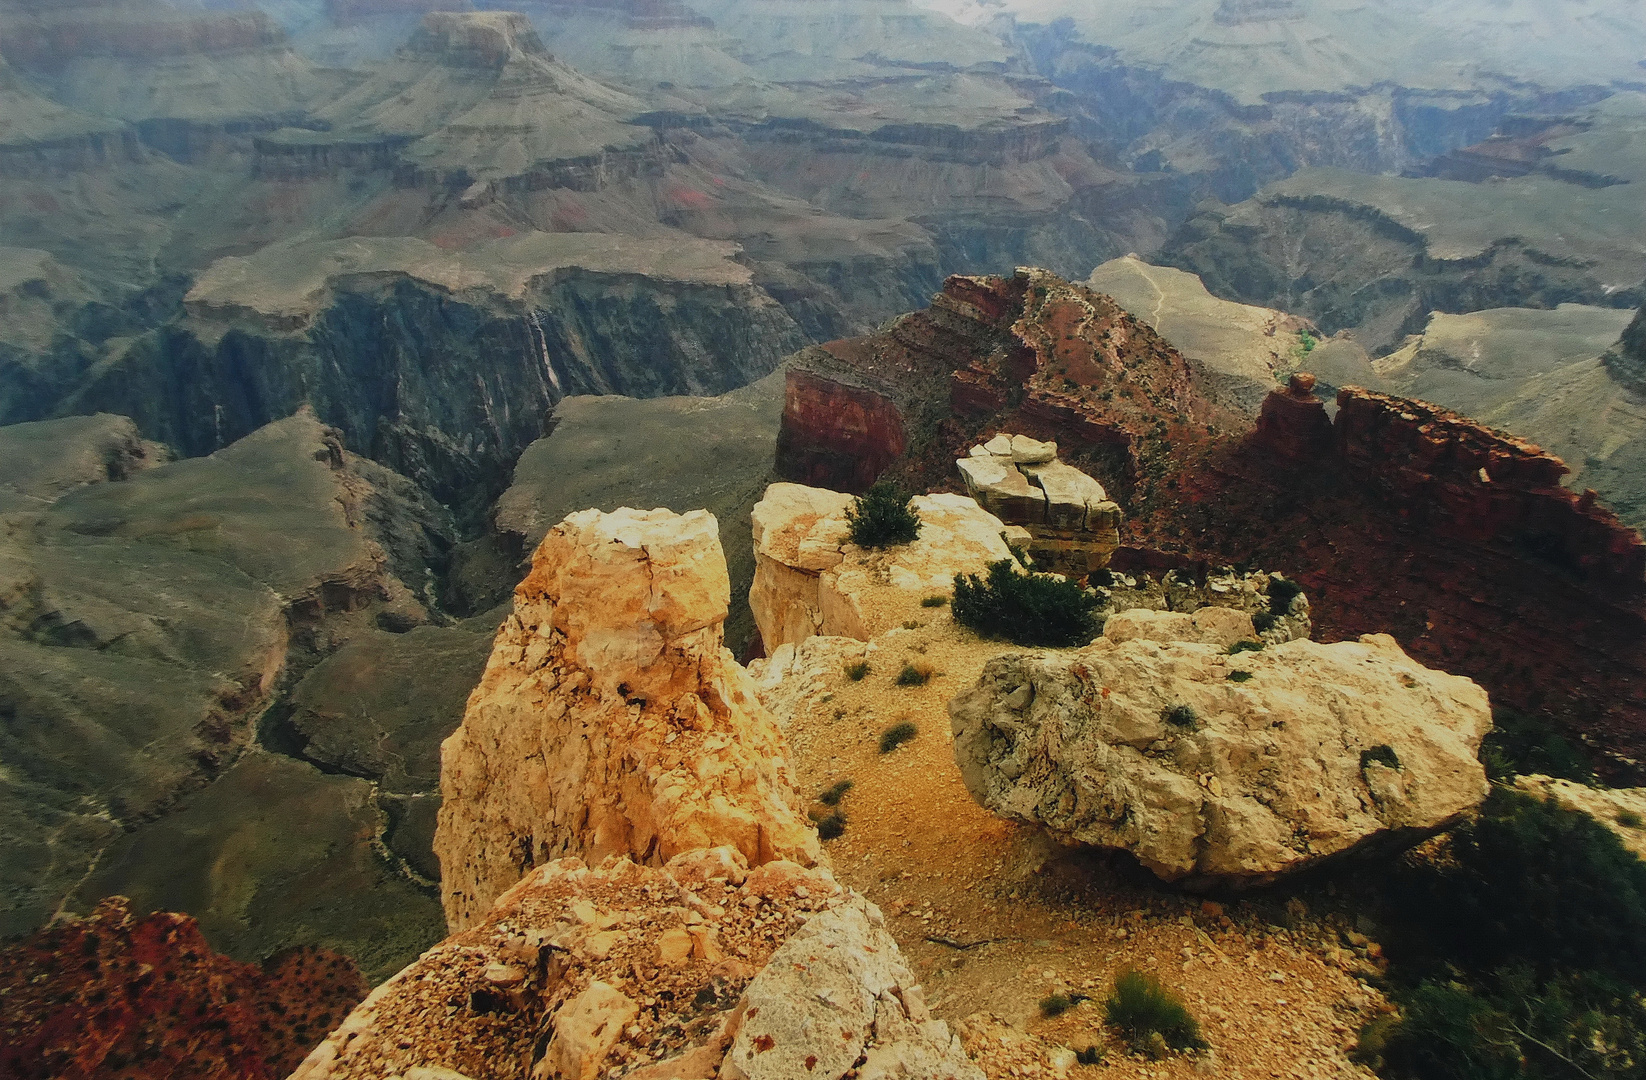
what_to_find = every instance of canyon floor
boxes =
[778,609,1386,1080]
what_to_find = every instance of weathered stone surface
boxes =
[956,435,1122,576]
[949,630,1492,885]
[538,981,639,1080]
[750,483,1016,653]
[435,506,818,930]
[1102,607,1256,650]
[747,636,872,728]
[1514,774,1646,862]
[721,898,983,1080]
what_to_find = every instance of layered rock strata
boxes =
[435,507,819,930]
[957,433,1122,576]
[950,615,1493,885]
[748,482,1019,654]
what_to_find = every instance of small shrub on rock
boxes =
[1619,810,1644,830]
[952,560,1100,648]
[1267,576,1303,615]
[847,481,921,549]
[1226,670,1253,683]
[816,811,847,840]
[1076,1046,1106,1066]
[879,720,918,753]
[1104,970,1206,1054]
[1040,993,1077,1018]
[844,659,871,681]
[1228,640,1265,656]
[818,779,853,806]
[1480,708,1594,783]
[921,595,948,608]
[1162,704,1199,729]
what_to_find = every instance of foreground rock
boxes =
[749,482,1019,653]
[292,854,981,1080]
[950,626,1492,885]
[436,507,819,930]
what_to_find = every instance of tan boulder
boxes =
[537,982,639,1080]
[955,436,1121,576]
[749,484,1016,653]
[949,632,1492,885]
[435,507,819,930]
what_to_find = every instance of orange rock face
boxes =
[0,897,365,1080]
[435,507,819,930]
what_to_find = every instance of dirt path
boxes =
[779,617,1388,1080]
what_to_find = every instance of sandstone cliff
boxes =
[435,507,819,930]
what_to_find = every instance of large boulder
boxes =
[435,507,819,930]
[749,482,1018,653]
[956,435,1121,576]
[949,628,1492,885]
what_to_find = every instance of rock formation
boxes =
[957,434,1122,576]
[1251,373,1334,462]
[293,854,980,1080]
[749,482,1019,654]
[1,897,365,1080]
[950,620,1492,885]
[435,506,819,930]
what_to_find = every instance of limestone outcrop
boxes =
[435,507,819,930]
[749,482,1019,654]
[957,434,1122,576]
[293,854,980,1080]
[949,625,1492,885]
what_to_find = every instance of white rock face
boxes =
[949,629,1493,885]
[749,483,1016,653]
[722,898,984,1080]
[436,506,819,930]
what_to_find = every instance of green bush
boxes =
[818,779,853,806]
[1228,640,1265,655]
[1075,1046,1105,1066]
[1162,704,1198,729]
[1619,811,1644,830]
[1480,708,1594,784]
[921,595,948,608]
[847,481,921,549]
[880,721,918,753]
[1267,576,1304,615]
[816,811,847,840]
[952,560,1100,648]
[1252,610,1279,634]
[1040,993,1077,1018]
[1395,789,1646,982]
[1361,745,1402,771]
[895,662,932,687]
[1226,670,1253,683]
[1104,969,1207,1054]
[844,659,871,681]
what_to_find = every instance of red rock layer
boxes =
[774,268,1646,780]
[0,897,366,1080]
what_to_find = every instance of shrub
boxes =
[1104,969,1207,1053]
[1251,610,1279,634]
[1075,1046,1105,1066]
[816,811,847,840]
[1228,640,1265,655]
[952,560,1101,648]
[1040,993,1076,1018]
[1267,577,1304,615]
[847,482,921,549]
[895,662,932,687]
[879,721,918,753]
[844,659,871,682]
[818,779,853,806]
[1619,810,1644,830]
[921,595,948,608]
[901,619,923,630]
[1361,745,1402,771]
[1480,708,1594,783]
[1393,789,1646,981]
[1226,670,1253,683]
[1162,704,1198,729]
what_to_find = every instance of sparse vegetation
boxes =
[1040,993,1077,1018]
[1104,969,1207,1055]
[901,619,923,630]
[1360,745,1402,771]
[1076,1046,1105,1066]
[844,659,871,682]
[921,595,948,608]
[895,662,932,687]
[1162,704,1199,729]
[1228,640,1265,655]
[1267,576,1303,615]
[1226,670,1253,683]
[879,720,918,753]
[817,779,853,806]
[815,811,847,840]
[1252,610,1279,634]
[1480,707,1595,783]
[1619,810,1644,830]
[847,481,921,549]
[952,559,1101,648]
